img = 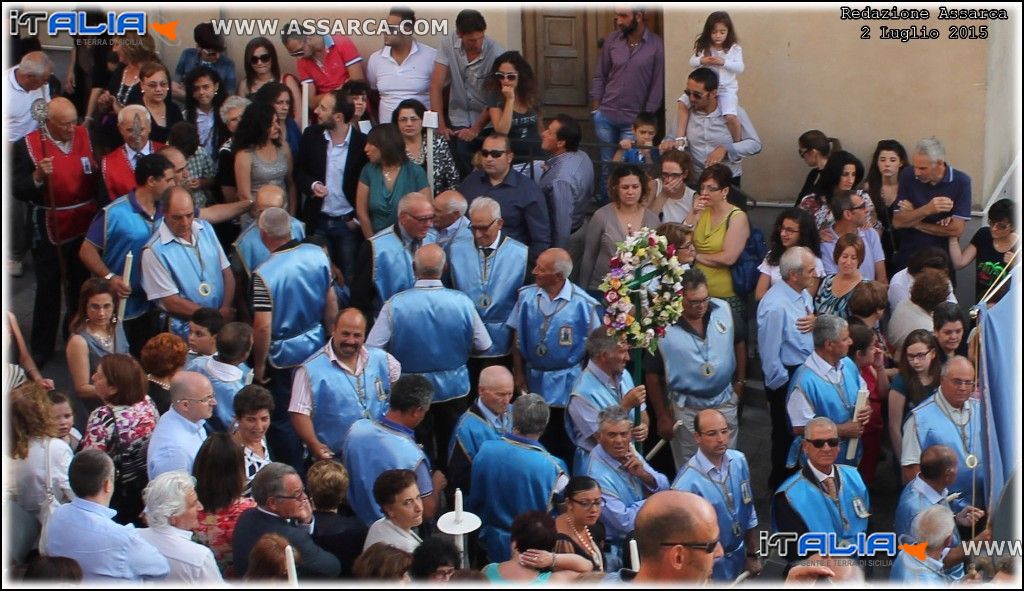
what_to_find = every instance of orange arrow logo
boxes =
[150,20,179,41]
[898,541,928,561]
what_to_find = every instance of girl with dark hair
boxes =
[949,198,1019,300]
[393,99,460,194]
[799,150,868,231]
[233,102,297,213]
[193,432,257,577]
[183,65,227,157]
[239,37,302,126]
[66,278,128,404]
[795,130,841,203]
[678,11,744,142]
[253,81,302,157]
[888,329,941,466]
[554,477,606,571]
[754,208,824,300]
[355,123,430,238]
[486,51,542,162]
[863,139,909,273]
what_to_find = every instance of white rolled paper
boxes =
[846,388,870,461]
[629,539,640,571]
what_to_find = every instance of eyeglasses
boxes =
[700,427,733,438]
[145,81,169,89]
[493,72,519,81]
[806,438,840,449]
[396,116,421,124]
[250,53,272,65]
[179,394,215,405]
[275,490,309,501]
[948,378,976,389]
[570,498,606,509]
[990,221,1011,231]
[661,171,685,179]
[470,219,499,233]
[403,212,436,223]
[905,349,933,361]
[848,203,867,211]
[682,89,706,100]
[779,226,800,235]
[661,540,719,553]
[698,185,722,194]
[685,296,711,307]
[798,148,810,158]
[480,149,507,159]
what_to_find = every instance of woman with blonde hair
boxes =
[8,382,74,517]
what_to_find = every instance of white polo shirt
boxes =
[366,40,437,124]
[6,66,51,142]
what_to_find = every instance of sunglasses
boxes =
[683,89,707,100]
[661,540,719,553]
[493,72,519,81]
[480,149,507,159]
[470,219,499,233]
[848,203,867,211]
[661,171,685,179]
[806,438,840,449]
[250,53,272,65]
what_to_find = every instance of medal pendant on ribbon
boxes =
[536,343,548,357]
[732,522,741,537]
[198,282,212,297]
[479,294,492,308]
[700,362,714,377]
[965,454,978,469]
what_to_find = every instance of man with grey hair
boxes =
[103,103,161,200]
[891,504,959,583]
[786,314,870,468]
[433,190,471,249]
[469,392,569,563]
[583,405,668,555]
[138,472,222,583]
[351,191,438,316]
[232,462,341,578]
[567,328,649,468]
[368,243,491,469]
[232,184,306,295]
[507,247,601,468]
[757,246,817,488]
[447,365,514,496]
[891,136,971,272]
[249,206,337,471]
[148,371,216,479]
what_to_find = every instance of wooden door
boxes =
[522,8,599,120]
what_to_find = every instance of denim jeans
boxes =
[315,214,361,283]
[592,110,635,203]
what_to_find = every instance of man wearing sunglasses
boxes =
[147,371,216,479]
[172,23,236,103]
[281,30,364,111]
[820,190,887,281]
[771,416,870,563]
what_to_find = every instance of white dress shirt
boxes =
[137,525,224,584]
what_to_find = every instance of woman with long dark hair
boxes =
[485,51,542,163]
[794,130,840,203]
[863,139,909,274]
[355,123,430,238]
[754,208,824,300]
[888,329,941,466]
[238,37,302,127]
[253,81,302,158]
[183,65,227,158]
[193,432,257,578]
[233,102,297,213]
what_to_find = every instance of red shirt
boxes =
[297,35,363,95]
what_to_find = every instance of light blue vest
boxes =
[449,236,527,357]
[772,465,869,542]
[186,355,251,433]
[514,284,598,407]
[232,217,305,278]
[144,220,226,339]
[894,479,966,579]
[581,449,644,549]
[303,346,391,455]
[672,450,755,581]
[566,367,634,471]
[469,436,568,563]
[786,358,863,468]
[911,395,985,506]
[370,226,437,304]
[448,405,506,465]
[658,299,735,409]
[343,418,427,526]
[101,194,156,319]
[388,286,477,402]
[254,243,331,368]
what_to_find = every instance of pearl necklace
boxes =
[567,515,603,570]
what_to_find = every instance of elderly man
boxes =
[186,322,252,433]
[567,328,648,469]
[891,505,962,584]
[582,406,668,556]
[45,449,169,581]
[540,114,594,249]
[671,409,760,581]
[458,133,551,264]
[367,6,438,124]
[772,417,870,562]
[232,185,306,288]
[233,462,341,578]
[147,372,216,479]
[433,190,471,250]
[892,137,972,272]
[507,247,601,467]
[290,308,401,460]
[447,365,514,496]
[138,472,223,583]
[344,375,446,526]
[821,190,887,281]
[469,393,569,563]
[646,268,741,470]
[351,192,438,315]
[368,243,491,468]
[141,186,235,339]
[757,246,816,488]
[13,97,98,367]
[902,356,986,505]
[103,104,165,201]
[786,314,871,468]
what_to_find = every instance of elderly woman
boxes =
[216,95,251,204]
[364,469,425,553]
[193,433,257,578]
[139,471,224,583]
[308,459,367,577]
[483,511,593,583]
[140,332,188,416]
[8,383,75,517]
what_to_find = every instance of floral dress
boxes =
[195,497,258,578]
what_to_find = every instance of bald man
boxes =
[148,371,216,479]
[433,190,470,249]
[367,243,492,469]
[102,104,164,201]
[13,96,99,366]
[232,185,306,292]
[447,365,514,496]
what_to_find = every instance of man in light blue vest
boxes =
[250,207,338,472]
[186,321,253,432]
[344,375,447,526]
[507,247,601,468]
[290,308,401,461]
[231,185,305,312]
[567,328,648,471]
[902,356,986,510]
[581,406,668,558]
[433,190,471,252]
[771,417,870,564]
[786,314,871,469]
[671,409,761,581]
[646,268,741,471]
[141,186,235,340]
[367,243,491,470]
[447,365,513,497]
[891,505,961,584]
[469,393,569,563]
[350,192,438,316]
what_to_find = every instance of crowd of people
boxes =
[5,5,1019,586]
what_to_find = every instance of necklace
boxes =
[87,323,114,351]
[534,298,569,357]
[382,165,399,184]
[148,375,170,389]
[566,515,603,571]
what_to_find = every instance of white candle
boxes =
[629,539,640,571]
[455,488,464,521]
[285,544,298,586]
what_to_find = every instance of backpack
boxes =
[727,210,767,297]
